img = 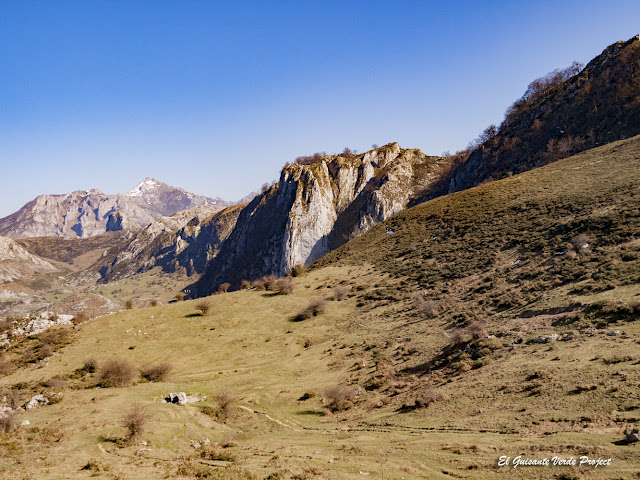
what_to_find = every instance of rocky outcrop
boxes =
[195,143,438,294]
[94,204,243,282]
[106,212,139,232]
[0,237,59,284]
[0,178,231,239]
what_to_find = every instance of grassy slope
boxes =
[1,138,640,479]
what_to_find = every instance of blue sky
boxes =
[1,1,640,217]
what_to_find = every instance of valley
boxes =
[0,32,639,480]
[0,135,638,479]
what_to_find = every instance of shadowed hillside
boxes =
[419,34,640,202]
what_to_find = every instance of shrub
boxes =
[215,389,236,421]
[125,299,134,310]
[71,311,89,325]
[0,357,12,376]
[0,319,13,332]
[572,234,591,252]
[218,282,231,293]
[150,299,159,307]
[467,321,487,340]
[325,385,356,412]
[3,389,21,409]
[240,280,251,290]
[174,292,184,301]
[275,277,294,295]
[98,359,138,387]
[37,343,54,360]
[200,445,237,462]
[290,264,306,277]
[333,285,349,301]
[0,411,20,433]
[252,279,266,291]
[295,298,327,321]
[414,386,448,408]
[43,376,67,388]
[200,405,217,418]
[293,152,326,165]
[263,275,278,291]
[195,301,211,316]
[82,357,97,373]
[122,403,149,443]
[412,293,439,318]
[140,363,172,382]
[451,329,467,345]
[38,328,70,345]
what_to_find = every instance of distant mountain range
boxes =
[0,177,234,239]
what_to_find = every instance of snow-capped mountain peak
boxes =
[126,177,163,197]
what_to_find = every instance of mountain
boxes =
[0,237,59,285]
[194,143,449,295]
[418,33,640,202]
[192,35,640,295]
[91,203,243,282]
[0,177,232,239]
[0,137,637,479]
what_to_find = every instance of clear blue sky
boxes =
[1,1,640,217]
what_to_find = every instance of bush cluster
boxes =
[325,385,356,412]
[294,298,326,321]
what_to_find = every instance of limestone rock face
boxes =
[94,204,243,282]
[0,237,58,283]
[0,178,232,239]
[197,143,437,294]
[106,212,139,232]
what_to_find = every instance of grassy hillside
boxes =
[0,138,639,479]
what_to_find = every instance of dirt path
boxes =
[237,405,303,431]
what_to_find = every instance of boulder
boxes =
[25,394,49,409]
[625,428,640,443]
[169,392,187,405]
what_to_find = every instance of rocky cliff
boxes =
[0,178,231,239]
[93,204,243,282]
[195,143,442,294]
[0,237,59,284]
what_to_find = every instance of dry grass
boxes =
[0,319,13,332]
